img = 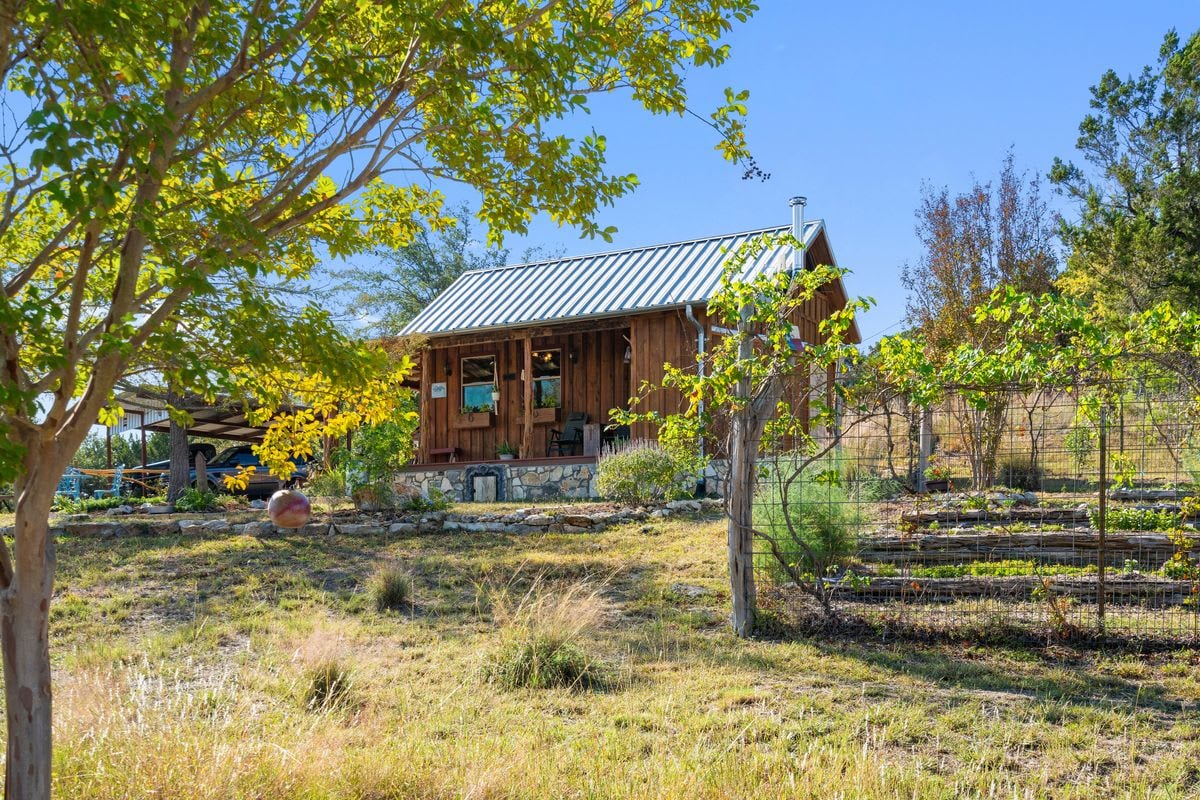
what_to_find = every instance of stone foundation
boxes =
[396,461,598,502]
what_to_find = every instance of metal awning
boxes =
[113,393,276,443]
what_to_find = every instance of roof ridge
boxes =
[457,220,823,278]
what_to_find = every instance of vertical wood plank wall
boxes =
[420,328,631,461]
[417,272,849,463]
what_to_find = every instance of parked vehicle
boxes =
[154,444,309,497]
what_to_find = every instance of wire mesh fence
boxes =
[752,385,1200,644]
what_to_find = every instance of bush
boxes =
[53,494,165,514]
[174,487,221,513]
[302,660,353,711]
[753,455,861,585]
[996,457,1044,492]
[595,439,689,504]
[401,488,451,512]
[370,566,410,612]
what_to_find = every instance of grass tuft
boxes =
[369,565,411,612]
[483,577,608,690]
[302,660,353,711]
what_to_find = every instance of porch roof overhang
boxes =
[112,392,302,443]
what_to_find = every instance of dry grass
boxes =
[24,515,1200,798]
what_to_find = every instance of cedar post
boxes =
[418,350,432,464]
[521,335,535,458]
[105,425,113,470]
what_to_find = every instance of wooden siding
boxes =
[419,328,631,462]
[415,272,843,462]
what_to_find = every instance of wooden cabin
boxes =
[400,203,860,469]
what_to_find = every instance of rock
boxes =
[391,482,422,499]
[249,499,268,510]
[563,514,594,528]
[561,524,589,533]
[334,523,386,536]
[665,500,701,513]
[669,582,710,599]
[388,522,418,535]
[524,513,555,526]
[443,521,492,532]
[503,524,534,534]
[177,519,208,533]
[140,504,173,514]
[103,505,134,516]
[651,509,670,518]
[202,519,231,534]
[235,521,274,536]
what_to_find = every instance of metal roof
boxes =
[401,222,827,337]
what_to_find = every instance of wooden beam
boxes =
[418,350,432,464]
[520,335,535,458]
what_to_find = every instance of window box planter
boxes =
[531,406,559,424]
[454,411,494,430]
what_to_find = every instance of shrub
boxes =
[305,467,346,500]
[174,487,220,513]
[595,439,688,504]
[302,660,353,711]
[753,455,862,585]
[995,457,1044,492]
[53,494,165,514]
[483,579,607,691]
[401,488,451,512]
[370,566,410,612]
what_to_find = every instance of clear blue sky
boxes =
[445,1,1199,346]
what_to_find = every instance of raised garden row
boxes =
[859,530,1198,568]
[828,574,1200,606]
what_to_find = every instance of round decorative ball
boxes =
[268,489,311,528]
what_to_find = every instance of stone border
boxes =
[43,499,724,539]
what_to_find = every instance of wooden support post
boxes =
[139,414,147,468]
[521,335,534,458]
[418,350,431,464]
[195,451,207,492]
[917,406,933,492]
[1097,405,1108,635]
[105,425,113,470]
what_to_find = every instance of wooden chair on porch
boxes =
[547,412,587,456]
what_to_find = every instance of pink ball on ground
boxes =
[268,489,311,528]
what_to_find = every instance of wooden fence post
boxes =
[1097,406,1107,635]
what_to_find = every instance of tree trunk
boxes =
[727,406,756,637]
[167,389,189,502]
[4,457,61,800]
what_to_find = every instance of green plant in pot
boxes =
[497,441,518,460]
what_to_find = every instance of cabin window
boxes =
[532,349,561,408]
[461,355,496,411]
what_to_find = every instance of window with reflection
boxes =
[461,355,496,411]
[532,349,561,408]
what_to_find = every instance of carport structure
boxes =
[111,392,274,471]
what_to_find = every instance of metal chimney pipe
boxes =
[789,195,807,271]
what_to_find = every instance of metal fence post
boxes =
[1097,406,1107,635]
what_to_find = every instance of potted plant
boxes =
[496,441,518,460]
[923,457,952,493]
[455,404,494,429]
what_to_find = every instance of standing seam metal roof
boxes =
[400,222,823,336]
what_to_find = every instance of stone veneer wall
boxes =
[396,461,598,502]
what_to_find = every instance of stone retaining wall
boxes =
[395,461,598,502]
